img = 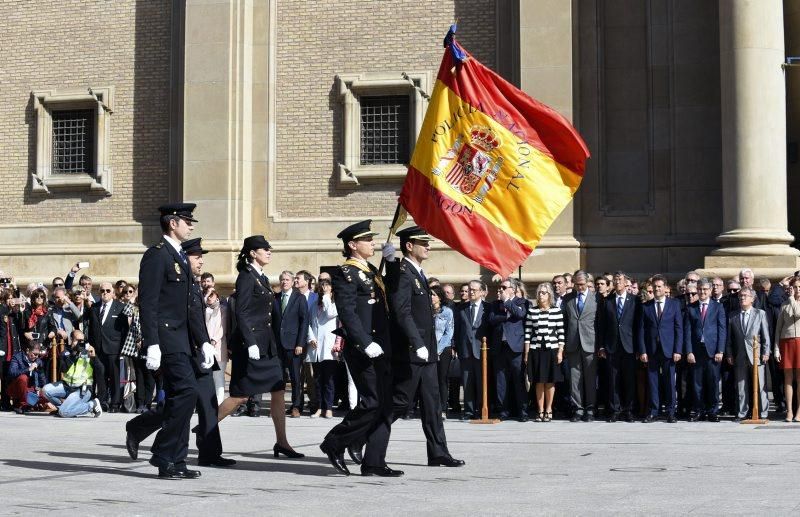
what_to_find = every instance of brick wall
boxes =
[274,0,497,218]
[0,0,172,224]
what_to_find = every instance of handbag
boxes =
[447,355,462,379]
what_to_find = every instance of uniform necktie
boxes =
[261,274,268,287]
[281,293,289,313]
[656,301,663,320]
[616,297,624,319]
[700,303,707,322]
[577,293,584,315]
[179,249,188,264]
[420,269,428,287]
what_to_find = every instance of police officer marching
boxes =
[385,226,464,468]
[319,220,403,477]
[135,203,202,479]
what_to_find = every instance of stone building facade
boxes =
[0,0,798,288]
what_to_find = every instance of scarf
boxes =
[344,258,388,312]
[27,305,47,331]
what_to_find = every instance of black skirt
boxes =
[529,346,564,384]
[228,348,285,397]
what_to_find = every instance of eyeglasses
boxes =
[687,292,698,297]
[499,285,512,290]
[53,283,64,287]
[728,288,740,294]
[126,289,135,294]
[100,289,113,293]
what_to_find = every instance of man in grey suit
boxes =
[725,287,772,421]
[562,271,600,422]
[453,280,489,420]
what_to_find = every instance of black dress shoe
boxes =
[347,445,363,465]
[109,406,119,414]
[247,407,260,417]
[570,414,581,422]
[499,413,511,421]
[273,443,304,459]
[607,413,618,423]
[688,415,699,422]
[428,456,466,467]
[361,465,404,477]
[518,414,529,423]
[199,456,237,467]
[643,415,656,423]
[732,417,742,423]
[623,412,634,423]
[667,415,677,423]
[319,442,349,475]
[460,413,474,422]
[707,414,720,422]
[125,432,139,460]
[584,414,595,423]
[231,404,247,417]
[150,458,201,479]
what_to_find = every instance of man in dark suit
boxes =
[683,278,727,422]
[273,270,308,417]
[386,226,463,468]
[562,271,600,422]
[91,281,128,412]
[599,271,640,422]
[320,220,401,477]
[126,238,234,467]
[136,203,200,479]
[488,277,528,421]
[637,274,683,423]
[453,280,489,420]
[295,270,319,415]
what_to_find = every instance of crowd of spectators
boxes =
[1,261,796,425]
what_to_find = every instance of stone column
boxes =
[707,0,799,269]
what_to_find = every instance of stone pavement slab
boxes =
[0,411,799,515]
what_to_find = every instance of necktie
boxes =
[577,293,584,315]
[616,297,624,319]
[700,303,707,322]
[469,303,476,325]
[261,274,268,287]
[281,293,288,313]
[741,311,748,330]
[179,249,188,264]
[100,303,107,324]
[420,270,428,287]
[656,301,663,320]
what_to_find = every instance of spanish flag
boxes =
[399,27,590,277]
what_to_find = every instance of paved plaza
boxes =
[0,410,799,516]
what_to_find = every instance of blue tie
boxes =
[179,249,188,264]
[616,297,624,319]
[577,293,584,315]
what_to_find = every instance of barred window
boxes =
[51,109,95,174]
[359,95,409,165]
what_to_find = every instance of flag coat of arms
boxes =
[398,29,590,276]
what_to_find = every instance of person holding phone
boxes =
[7,340,49,413]
[22,288,53,344]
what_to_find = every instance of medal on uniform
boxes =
[414,278,421,289]
[358,270,367,282]
[174,262,181,274]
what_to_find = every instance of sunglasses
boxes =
[687,292,698,297]
[126,289,135,294]
[100,289,113,293]
[53,283,64,287]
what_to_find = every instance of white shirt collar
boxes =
[163,235,183,254]
[249,261,264,276]
[655,297,666,304]
[403,256,424,277]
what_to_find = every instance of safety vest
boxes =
[63,357,93,388]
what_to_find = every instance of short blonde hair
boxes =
[535,282,555,308]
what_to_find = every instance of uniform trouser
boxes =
[323,350,392,468]
[392,361,449,461]
[735,362,769,419]
[691,352,721,415]
[149,353,198,466]
[460,356,482,416]
[98,352,121,407]
[647,353,676,417]
[127,368,220,462]
[607,350,636,414]
[437,349,453,411]
[495,344,527,417]
[567,349,598,417]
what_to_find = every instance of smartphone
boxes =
[29,332,41,341]
[14,297,26,304]
[78,261,90,269]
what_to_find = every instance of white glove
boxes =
[415,347,429,361]
[248,344,260,360]
[364,342,384,358]
[201,342,215,369]
[145,345,162,370]
[381,243,396,262]
[0,350,5,357]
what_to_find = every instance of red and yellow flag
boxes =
[399,34,590,277]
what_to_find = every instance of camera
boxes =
[74,340,88,357]
[0,278,11,285]
[29,332,41,341]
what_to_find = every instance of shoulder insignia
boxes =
[414,278,421,289]
[346,275,353,282]
[399,262,407,271]
[341,265,351,273]
[174,263,181,275]
[155,242,163,249]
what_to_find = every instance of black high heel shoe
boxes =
[273,444,305,459]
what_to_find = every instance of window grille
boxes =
[51,109,94,174]
[359,95,409,165]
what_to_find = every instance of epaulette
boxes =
[341,265,353,283]
[399,262,407,271]
[155,241,163,249]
